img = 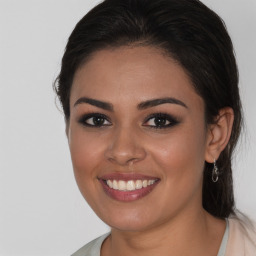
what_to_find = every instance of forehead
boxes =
[70,46,203,109]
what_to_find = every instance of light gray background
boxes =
[0,1,255,255]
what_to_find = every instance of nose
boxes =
[104,126,147,166]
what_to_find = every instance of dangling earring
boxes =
[212,159,219,183]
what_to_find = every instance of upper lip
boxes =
[98,173,160,181]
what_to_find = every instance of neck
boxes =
[102,208,225,256]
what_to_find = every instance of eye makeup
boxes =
[143,112,180,129]
[78,113,112,127]
[77,111,180,130]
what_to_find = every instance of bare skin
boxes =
[67,46,234,256]
[102,212,225,256]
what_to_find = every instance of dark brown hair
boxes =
[54,0,242,218]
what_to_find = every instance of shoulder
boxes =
[226,214,256,256]
[71,233,110,256]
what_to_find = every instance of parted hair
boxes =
[55,0,242,218]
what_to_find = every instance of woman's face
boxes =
[68,46,211,232]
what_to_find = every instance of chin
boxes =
[109,218,153,232]
[96,206,160,232]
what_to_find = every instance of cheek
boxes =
[68,128,106,181]
[150,125,207,181]
[68,129,109,210]
[145,126,208,214]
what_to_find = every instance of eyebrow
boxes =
[73,96,187,111]
[138,97,188,110]
[74,97,114,111]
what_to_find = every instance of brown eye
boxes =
[88,116,106,126]
[79,113,111,127]
[143,113,178,129]
[149,117,171,127]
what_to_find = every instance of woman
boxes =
[55,0,256,255]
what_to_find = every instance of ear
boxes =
[205,107,234,163]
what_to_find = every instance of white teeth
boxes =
[135,180,142,189]
[142,180,148,188]
[118,180,126,190]
[106,179,156,191]
[148,180,154,185]
[127,180,136,191]
[113,180,118,190]
[107,180,113,188]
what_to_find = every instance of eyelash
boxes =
[78,112,179,129]
[78,113,111,127]
[143,113,179,129]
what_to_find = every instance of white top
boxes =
[217,219,229,256]
[71,233,109,256]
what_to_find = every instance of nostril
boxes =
[106,154,142,166]
[104,129,147,165]
[105,147,147,166]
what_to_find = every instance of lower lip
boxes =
[99,179,160,202]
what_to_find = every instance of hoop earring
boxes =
[212,159,219,183]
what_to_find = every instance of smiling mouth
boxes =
[105,179,157,191]
[98,175,160,202]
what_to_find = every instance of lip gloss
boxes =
[98,173,160,202]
